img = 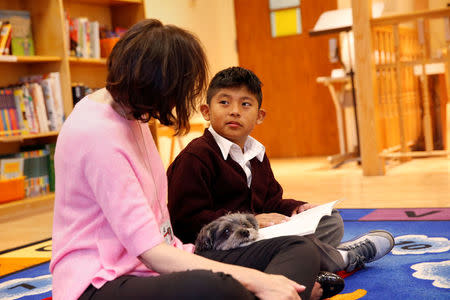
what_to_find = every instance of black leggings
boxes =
[79,270,255,300]
[79,236,320,300]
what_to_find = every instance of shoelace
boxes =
[343,239,377,263]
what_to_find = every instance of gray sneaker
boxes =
[338,230,395,272]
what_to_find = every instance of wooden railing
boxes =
[372,26,422,152]
[370,8,450,159]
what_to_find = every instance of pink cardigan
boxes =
[50,97,193,300]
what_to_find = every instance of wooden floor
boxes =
[1,156,449,250]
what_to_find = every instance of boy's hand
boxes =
[291,203,318,216]
[255,213,290,228]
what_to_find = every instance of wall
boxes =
[145,0,238,76]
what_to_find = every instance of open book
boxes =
[256,199,342,241]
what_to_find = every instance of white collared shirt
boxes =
[208,126,265,187]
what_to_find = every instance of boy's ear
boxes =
[257,108,266,125]
[200,104,211,121]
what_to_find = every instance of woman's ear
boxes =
[257,108,266,125]
[200,104,211,121]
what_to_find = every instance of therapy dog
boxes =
[194,213,259,251]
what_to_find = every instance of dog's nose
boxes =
[240,230,249,237]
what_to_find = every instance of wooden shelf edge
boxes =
[0,131,59,143]
[371,7,450,27]
[0,55,62,63]
[75,0,142,5]
[69,57,107,65]
[0,193,54,222]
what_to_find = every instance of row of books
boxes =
[65,12,129,59]
[0,72,65,136]
[66,13,101,59]
[72,83,94,106]
[0,10,35,56]
[0,144,55,198]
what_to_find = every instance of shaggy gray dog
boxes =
[195,213,259,252]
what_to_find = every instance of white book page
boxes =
[257,199,342,241]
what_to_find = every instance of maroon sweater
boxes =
[167,129,304,243]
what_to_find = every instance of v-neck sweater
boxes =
[167,129,304,243]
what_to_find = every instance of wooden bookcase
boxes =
[0,0,146,214]
[64,0,146,89]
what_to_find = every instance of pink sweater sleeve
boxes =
[82,141,165,257]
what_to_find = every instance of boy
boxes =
[167,66,394,273]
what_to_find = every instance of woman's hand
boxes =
[247,271,304,300]
[255,213,290,228]
[291,203,318,216]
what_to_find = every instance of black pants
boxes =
[79,270,255,300]
[79,236,320,300]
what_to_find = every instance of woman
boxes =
[50,19,322,300]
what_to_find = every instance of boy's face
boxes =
[200,86,265,149]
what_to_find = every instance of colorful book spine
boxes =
[41,79,58,131]
[0,10,35,56]
[46,143,56,192]
[19,148,50,197]
[0,89,12,136]
[29,83,49,133]
[48,72,65,129]
[0,21,11,54]
[22,85,38,134]
[5,88,20,135]
[0,89,7,135]
[90,21,100,59]
[13,87,29,134]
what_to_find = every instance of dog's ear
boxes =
[195,223,217,252]
[246,214,259,230]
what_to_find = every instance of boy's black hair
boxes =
[106,19,208,135]
[206,67,262,108]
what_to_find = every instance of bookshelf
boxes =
[0,0,146,215]
[68,57,107,65]
[65,0,146,89]
[0,56,62,63]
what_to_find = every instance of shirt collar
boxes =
[208,126,265,162]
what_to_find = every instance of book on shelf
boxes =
[90,21,100,59]
[72,84,94,106]
[29,82,50,133]
[48,72,65,128]
[13,87,29,135]
[0,143,56,198]
[0,21,11,55]
[0,10,35,56]
[0,72,65,137]
[41,79,58,131]
[67,13,104,59]
[22,84,40,134]
[5,88,20,135]
[0,89,9,135]
[0,157,23,180]
[22,149,50,197]
[46,143,56,192]
[0,88,20,136]
[15,146,51,197]
[2,22,11,55]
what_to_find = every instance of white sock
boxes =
[338,250,349,265]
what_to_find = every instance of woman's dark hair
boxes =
[206,67,262,108]
[106,19,208,134]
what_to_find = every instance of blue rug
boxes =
[0,208,449,300]
[335,208,450,300]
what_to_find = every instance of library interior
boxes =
[0,1,449,299]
